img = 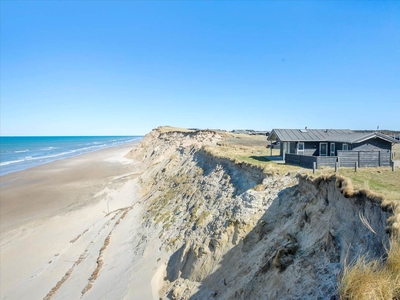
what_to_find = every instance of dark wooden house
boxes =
[268,129,399,168]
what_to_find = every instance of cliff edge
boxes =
[126,127,397,299]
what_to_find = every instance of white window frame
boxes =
[320,142,328,156]
[330,143,336,156]
[342,143,349,151]
[297,142,304,155]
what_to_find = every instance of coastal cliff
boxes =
[126,127,397,299]
[2,128,397,300]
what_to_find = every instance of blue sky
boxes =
[1,1,399,135]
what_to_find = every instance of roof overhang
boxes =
[349,133,399,144]
[267,129,399,144]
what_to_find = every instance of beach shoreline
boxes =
[0,141,140,233]
[0,141,164,300]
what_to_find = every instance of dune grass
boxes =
[339,236,400,300]
[310,167,400,203]
[156,126,196,134]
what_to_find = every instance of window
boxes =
[330,143,335,156]
[297,142,304,155]
[320,143,328,156]
[342,143,349,150]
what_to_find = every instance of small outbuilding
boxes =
[268,128,399,168]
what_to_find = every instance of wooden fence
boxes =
[337,150,391,167]
[285,150,392,169]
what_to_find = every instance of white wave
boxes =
[41,147,57,151]
[0,159,25,166]
[0,138,141,170]
[15,149,29,153]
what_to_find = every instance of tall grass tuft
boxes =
[386,235,400,299]
[339,236,400,300]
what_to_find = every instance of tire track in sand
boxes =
[42,206,133,300]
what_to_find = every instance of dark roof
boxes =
[268,129,352,142]
[351,132,399,144]
[268,129,399,144]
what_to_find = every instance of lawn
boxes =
[307,166,400,202]
[209,131,400,202]
[204,132,300,174]
[161,127,400,202]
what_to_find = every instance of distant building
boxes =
[232,129,269,136]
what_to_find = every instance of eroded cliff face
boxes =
[126,128,395,300]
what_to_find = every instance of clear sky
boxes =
[1,1,399,136]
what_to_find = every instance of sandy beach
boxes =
[0,142,165,300]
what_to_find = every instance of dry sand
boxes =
[0,142,165,300]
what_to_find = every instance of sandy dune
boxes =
[0,142,164,300]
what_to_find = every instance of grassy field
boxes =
[204,132,300,174]
[311,167,400,202]
[157,126,196,134]
[209,131,400,202]
[159,127,400,202]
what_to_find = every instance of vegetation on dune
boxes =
[310,167,400,203]
[339,236,400,300]
[142,127,400,297]
[160,128,399,202]
[199,129,400,299]
[157,126,196,134]
[203,133,300,174]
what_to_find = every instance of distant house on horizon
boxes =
[267,128,399,169]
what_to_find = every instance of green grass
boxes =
[212,133,400,202]
[158,128,400,202]
[204,133,300,174]
[310,167,400,202]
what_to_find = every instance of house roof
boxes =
[268,129,353,142]
[268,129,399,144]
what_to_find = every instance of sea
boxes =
[0,136,142,176]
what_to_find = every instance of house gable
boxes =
[352,136,392,152]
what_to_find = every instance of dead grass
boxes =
[393,144,400,161]
[156,126,195,134]
[308,167,400,203]
[386,235,400,275]
[300,174,386,205]
[70,229,89,244]
[204,133,299,174]
[253,184,265,191]
[339,236,400,300]
[339,258,393,299]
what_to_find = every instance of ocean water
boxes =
[0,136,142,176]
